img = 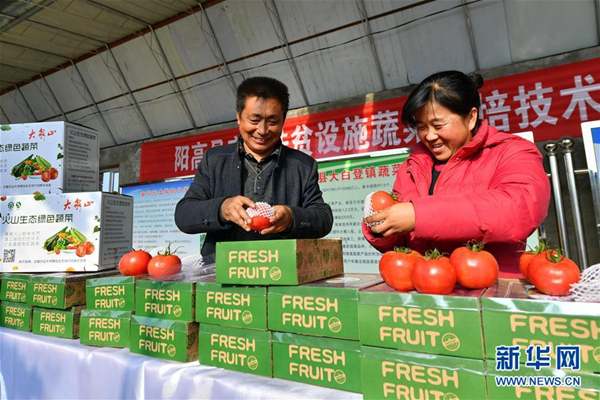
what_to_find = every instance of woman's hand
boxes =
[366,202,416,237]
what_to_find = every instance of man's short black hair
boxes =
[236,77,290,117]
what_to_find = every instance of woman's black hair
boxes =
[401,71,484,134]
[236,76,290,117]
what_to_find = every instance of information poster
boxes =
[318,152,409,273]
[121,180,202,257]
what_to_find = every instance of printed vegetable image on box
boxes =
[0,192,133,273]
[216,239,344,285]
[130,314,198,363]
[482,278,600,373]
[361,346,487,400]
[80,309,131,348]
[0,122,99,195]
[268,274,382,340]
[86,276,136,311]
[199,324,272,377]
[0,301,33,331]
[32,305,84,339]
[196,275,267,330]
[0,273,30,303]
[359,282,486,359]
[272,332,362,393]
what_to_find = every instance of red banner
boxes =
[140,58,600,182]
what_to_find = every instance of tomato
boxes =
[379,247,420,291]
[519,240,550,281]
[148,244,182,279]
[119,250,152,276]
[249,216,271,231]
[55,249,61,255]
[85,241,94,255]
[51,169,59,180]
[528,249,580,296]
[370,191,398,212]
[411,249,456,295]
[450,241,498,289]
[41,171,51,182]
[76,244,87,258]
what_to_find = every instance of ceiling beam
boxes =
[37,73,68,121]
[0,39,70,59]
[14,84,38,121]
[462,0,480,71]
[81,0,150,26]
[355,0,387,91]
[0,62,41,73]
[0,0,57,33]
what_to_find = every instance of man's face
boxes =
[237,96,284,161]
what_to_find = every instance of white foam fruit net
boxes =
[247,202,275,219]
[571,263,600,302]
[364,192,380,227]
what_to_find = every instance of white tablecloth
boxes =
[0,327,361,399]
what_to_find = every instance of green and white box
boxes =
[32,305,84,339]
[86,276,136,311]
[273,332,362,393]
[216,239,344,285]
[196,275,267,330]
[483,278,600,373]
[199,324,272,377]
[130,315,199,362]
[1,192,133,273]
[0,121,99,195]
[268,274,383,340]
[359,282,486,359]
[361,346,488,400]
[80,309,131,348]
[0,273,30,303]
[0,301,33,331]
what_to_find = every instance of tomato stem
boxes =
[394,247,414,254]
[424,248,445,260]
[465,240,485,252]
[545,248,565,263]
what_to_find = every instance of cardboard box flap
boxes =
[361,345,485,374]
[81,309,131,319]
[131,314,191,333]
[273,331,361,352]
[86,276,135,287]
[33,270,119,284]
[199,323,271,342]
[1,300,32,311]
[1,274,31,283]
[136,279,194,292]
[197,275,268,293]
[303,273,383,289]
[269,284,362,301]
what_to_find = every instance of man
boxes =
[175,77,333,257]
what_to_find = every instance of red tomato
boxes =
[518,240,550,281]
[379,247,420,291]
[51,169,59,180]
[55,249,61,255]
[411,249,456,295]
[371,191,398,212]
[450,241,498,289]
[528,250,580,296]
[85,241,94,255]
[119,250,152,276]
[148,244,182,279]
[249,216,271,231]
[76,244,87,258]
[41,171,51,182]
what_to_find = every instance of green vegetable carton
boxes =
[0,273,31,303]
[216,239,344,285]
[80,309,131,348]
[359,282,487,359]
[87,275,138,311]
[268,274,383,340]
[273,333,362,393]
[196,275,267,330]
[1,301,33,331]
[0,122,99,195]
[32,305,84,339]
[482,278,600,373]
[0,192,133,273]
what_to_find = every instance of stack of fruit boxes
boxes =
[1,274,34,331]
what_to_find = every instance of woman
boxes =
[364,70,551,277]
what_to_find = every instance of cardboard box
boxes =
[482,278,600,373]
[272,332,362,393]
[86,275,136,311]
[30,270,119,309]
[32,305,84,339]
[135,273,206,322]
[0,122,99,195]
[359,283,486,359]
[130,315,198,363]
[216,239,344,285]
[0,273,30,303]
[485,360,600,399]
[268,274,383,340]
[199,323,272,377]
[1,192,133,273]
[0,301,33,331]
[80,309,131,348]
[361,346,488,400]
[196,275,267,330]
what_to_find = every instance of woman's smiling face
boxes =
[414,102,477,162]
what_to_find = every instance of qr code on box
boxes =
[3,249,15,263]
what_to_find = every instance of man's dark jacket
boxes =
[174,141,334,257]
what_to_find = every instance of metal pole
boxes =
[559,137,588,270]
[356,0,387,91]
[544,142,569,257]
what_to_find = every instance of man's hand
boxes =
[366,202,416,237]
[260,205,293,235]
[220,196,255,231]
